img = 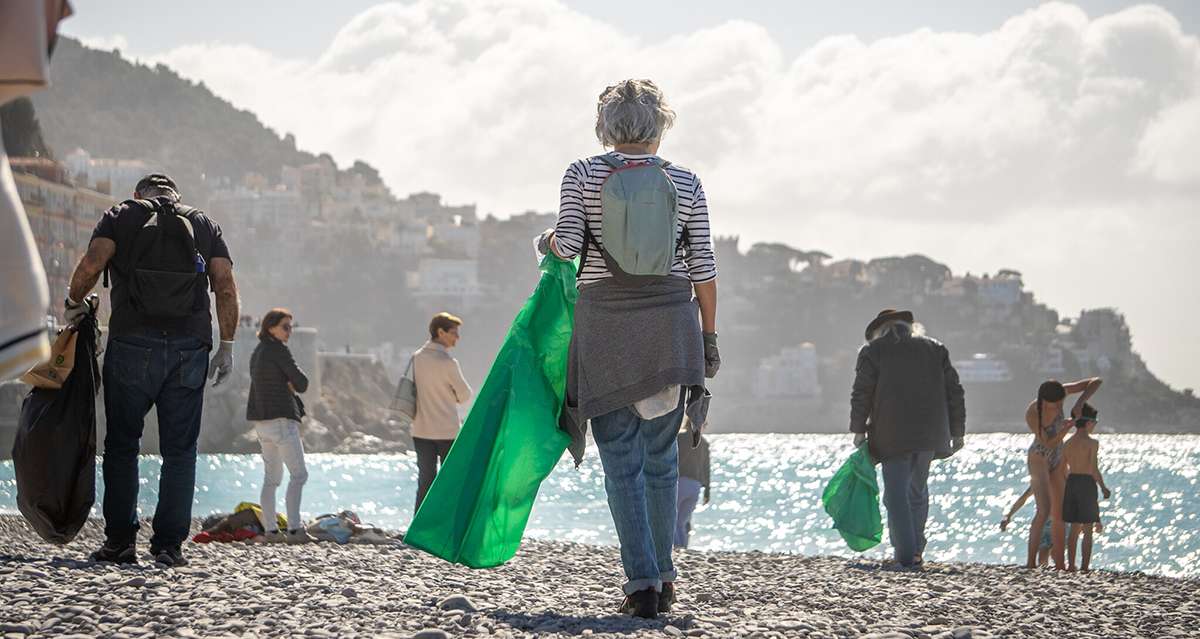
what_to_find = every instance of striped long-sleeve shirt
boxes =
[553,153,717,286]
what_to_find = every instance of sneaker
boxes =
[618,588,658,619]
[152,547,188,568]
[260,530,287,544]
[89,542,137,565]
[286,528,316,544]
[658,582,676,613]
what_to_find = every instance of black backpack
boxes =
[118,199,207,319]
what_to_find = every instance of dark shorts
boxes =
[1062,474,1100,524]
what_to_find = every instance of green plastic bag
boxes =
[821,442,883,552]
[404,254,577,567]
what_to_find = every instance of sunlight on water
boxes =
[2,434,1197,577]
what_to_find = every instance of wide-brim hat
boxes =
[865,309,914,340]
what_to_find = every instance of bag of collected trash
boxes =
[821,442,883,552]
[405,254,576,568]
[12,302,101,544]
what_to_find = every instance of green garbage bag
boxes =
[821,442,882,552]
[404,254,577,567]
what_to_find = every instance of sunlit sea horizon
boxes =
[2,433,1196,578]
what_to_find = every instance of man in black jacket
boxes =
[849,309,966,569]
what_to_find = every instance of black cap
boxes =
[135,173,178,195]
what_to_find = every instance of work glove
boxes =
[951,437,965,453]
[702,332,720,378]
[64,295,95,326]
[209,340,235,387]
[852,432,867,448]
[535,228,555,256]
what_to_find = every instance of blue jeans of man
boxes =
[102,332,209,550]
[880,449,935,565]
[591,401,683,595]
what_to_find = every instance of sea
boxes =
[2,433,1197,578]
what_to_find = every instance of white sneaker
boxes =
[260,530,287,544]
[286,529,316,544]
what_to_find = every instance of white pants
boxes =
[254,418,308,532]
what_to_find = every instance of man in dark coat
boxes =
[849,309,966,569]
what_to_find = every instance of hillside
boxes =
[11,38,1199,436]
[29,37,374,201]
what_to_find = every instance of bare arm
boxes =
[1065,377,1102,417]
[1025,402,1045,444]
[694,280,717,334]
[208,257,239,342]
[1001,486,1035,529]
[67,238,116,303]
[1092,442,1110,495]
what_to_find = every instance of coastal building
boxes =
[10,157,113,305]
[409,257,482,311]
[753,344,822,398]
[397,192,476,226]
[63,147,157,198]
[954,353,1014,383]
[1074,309,1134,375]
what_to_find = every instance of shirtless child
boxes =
[1061,403,1112,572]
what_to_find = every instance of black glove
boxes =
[703,332,720,378]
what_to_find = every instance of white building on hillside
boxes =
[954,353,1013,383]
[753,344,822,398]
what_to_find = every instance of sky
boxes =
[59,1,1200,393]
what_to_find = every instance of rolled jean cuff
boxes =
[622,577,663,595]
[660,569,677,584]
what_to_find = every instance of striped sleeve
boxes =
[684,176,717,283]
[552,162,588,259]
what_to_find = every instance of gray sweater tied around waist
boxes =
[560,276,710,466]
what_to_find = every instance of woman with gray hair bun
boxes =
[538,79,719,619]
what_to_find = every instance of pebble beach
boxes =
[0,516,1196,638]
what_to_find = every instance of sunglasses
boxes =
[279,323,293,333]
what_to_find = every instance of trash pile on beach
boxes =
[0,514,1194,638]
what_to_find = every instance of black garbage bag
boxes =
[12,311,101,544]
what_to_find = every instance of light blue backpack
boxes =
[582,153,684,285]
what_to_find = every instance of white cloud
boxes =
[149,0,1200,390]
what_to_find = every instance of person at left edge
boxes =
[65,173,239,567]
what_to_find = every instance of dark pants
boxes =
[102,332,208,551]
[413,437,454,511]
[881,449,934,565]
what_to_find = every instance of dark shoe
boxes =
[658,582,676,613]
[89,542,137,565]
[619,588,658,619]
[151,547,188,568]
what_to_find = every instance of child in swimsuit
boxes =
[1000,485,1058,567]
[1061,403,1112,572]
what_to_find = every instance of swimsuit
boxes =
[1028,411,1065,470]
[1062,474,1101,523]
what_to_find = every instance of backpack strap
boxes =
[598,152,625,169]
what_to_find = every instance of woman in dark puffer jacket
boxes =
[247,308,313,543]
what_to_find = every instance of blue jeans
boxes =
[591,401,683,595]
[880,450,935,565]
[102,332,209,550]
